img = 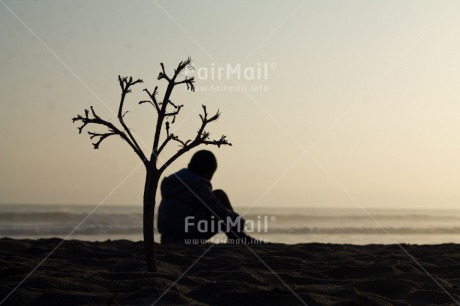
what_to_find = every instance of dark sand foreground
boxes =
[1,238,460,305]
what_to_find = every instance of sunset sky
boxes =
[1,0,460,210]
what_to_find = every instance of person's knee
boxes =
[213,189,229,203]
[213,189,233,211]
[213,189,227,198]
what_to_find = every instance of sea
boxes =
[1,204,460,245]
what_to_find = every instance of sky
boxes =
[1,0,460,210]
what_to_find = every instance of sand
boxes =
[0,238,459,305]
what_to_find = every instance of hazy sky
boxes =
[1,0,460,210]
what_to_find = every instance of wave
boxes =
[2,210,460,237]
[243,214,460,222]
[0,212,142,224]
[260,227,460,235]
[0,225,145,235]
[3,224,460,236]
[2,211,460,223]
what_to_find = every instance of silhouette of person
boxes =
[157,150,256,244]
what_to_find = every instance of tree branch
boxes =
[158,142,200,174]
[72,106,147,164]
[157,63,170,82]
[157,121,173,154]
[88,131,117,149]
[201,135,231,148]
[141,86,160,113]
[151,58,194,161]
[117,75,147,163]
[196,105,220,140]
[164,101,183,124]
[174,77,195,92]
[157,57,195,90]
[158,104,231,174]
[173,57,193,80]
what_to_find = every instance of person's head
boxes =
[188,150,217,180]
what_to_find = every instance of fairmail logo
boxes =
[185,215,276,233]
[183,62,275,81]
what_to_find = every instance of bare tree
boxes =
[73,58,231,272]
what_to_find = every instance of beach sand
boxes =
[1,238,459,305]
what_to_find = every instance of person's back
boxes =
[157,150,247,243]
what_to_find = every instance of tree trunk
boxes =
[143,168,159,272]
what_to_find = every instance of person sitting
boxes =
[157,150,256,244]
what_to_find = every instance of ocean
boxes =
[1,204,460,245]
